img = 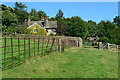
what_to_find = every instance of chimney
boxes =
[41,16,49,27]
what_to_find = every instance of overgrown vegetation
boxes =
[2,47,118,78]
[28,24,47,35]
[1,2,120,44]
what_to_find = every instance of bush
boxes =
[97,37,109,43]
[48,33,55,36]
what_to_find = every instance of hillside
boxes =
[2,47,118,78]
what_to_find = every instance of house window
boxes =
[52,29,56,32]
[34,29,38,33]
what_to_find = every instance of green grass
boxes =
[1,37,52,69]
[2,47,118,78]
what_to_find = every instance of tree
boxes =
[14,2,28,23]
[55,9,64,20]
[16,10,29,23]
[2,10,18,26]
[64,16,88,39]
[48,17,56,21]
[97,20,106,37]
[113,16,120,27]
[56,19,68,35]
[97,20,119,44]
[14,2,27,11]
[87,20,98,37]
[37,10,47,19]
[30,9,39,21]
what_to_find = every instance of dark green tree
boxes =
[64,16,88,39]
[30,9,39,21]
[14,2,28,24]
[55,9,64,20]
[113,16,120,27]
[14,2,27,11]
[37,10,47,19]
[87,20,98,37]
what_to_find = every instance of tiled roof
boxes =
[28,20,57,28]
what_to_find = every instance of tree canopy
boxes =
[1,2,120,44]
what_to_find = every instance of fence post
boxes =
[50,38,55,52]
[116,45,118,52]
[98,42,102,49]
[61,40,64,52]
[34,38,35,57]
[11,37,14,68]
[38,37,40,55]
[18,37,20,64]
[108,43,110,50]
[57,39,61,52]
[79,38,82,47]
[28,38,31,57]
[46,39,50,52]
[24,38,26,62]
[42,38,44,56]
[4,37,6,69]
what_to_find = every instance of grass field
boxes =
[2,47,118,78]
[1,37,52,69]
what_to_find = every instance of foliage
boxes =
[30,9,47,21]
[64,16,88,39]
[2,8,18,26]
[30,9,40,21]
[14,2,28,23]
[113,16,120,27]
[14,2,27,11]
[56,19,68,35]
[37,10,47,19]
[55,9,64,20]
[48,33,55,36]
[1,2,120,44]
[97,37,109,43]
[87,20,98,37]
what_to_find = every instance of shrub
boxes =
[97,37,109,43]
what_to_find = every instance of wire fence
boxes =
[0,34,82,70]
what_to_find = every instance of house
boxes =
[27,22,47,35]
[27,16,57,36]
[87,36,100,43]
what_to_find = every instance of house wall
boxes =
[47,29,56,36]
[28,24,47,35]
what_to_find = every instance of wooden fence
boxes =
[108,43,120,52]
[98,42,120,52]
[0,34,82,70]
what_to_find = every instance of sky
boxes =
[2,2,118,23]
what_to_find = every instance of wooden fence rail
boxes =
[108,43,120,52]
[98,42,120,52]
[0,34,82,70]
